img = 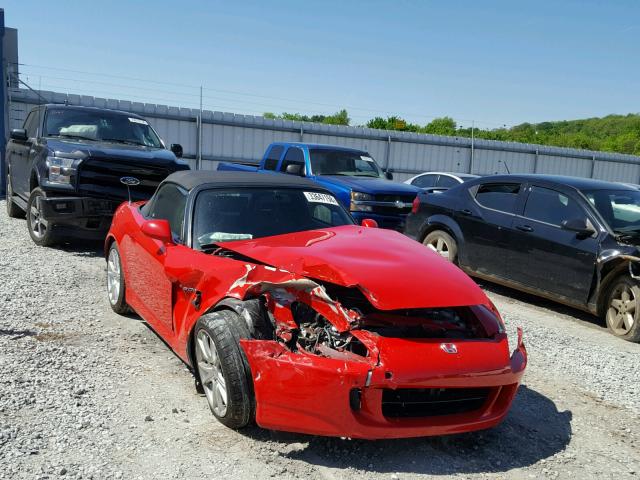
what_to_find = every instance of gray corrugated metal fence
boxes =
[9,87,640,184]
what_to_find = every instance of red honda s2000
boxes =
[105,171,526,439]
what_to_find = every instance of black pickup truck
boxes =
[5,105,190,246]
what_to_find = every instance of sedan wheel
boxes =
[196,329,228,417]
[423,230,458,263]
[605,277,640,342]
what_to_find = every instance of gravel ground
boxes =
[0,200,638,479]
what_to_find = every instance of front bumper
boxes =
[351,211,408,232]
[241,334,527,440]
[39,196,122,235]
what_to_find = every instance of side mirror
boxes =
[170,143,183,158]
[561,218,595,237]
[361,218,378,228]
[10,129,28,141]
[385,171,393,180]
[141,219,173,244]
[285,164,304,176]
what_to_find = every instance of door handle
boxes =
[516,224,534,232]
[459,209,473,216]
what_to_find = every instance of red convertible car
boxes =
[105,171,526,439]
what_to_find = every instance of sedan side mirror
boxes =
[141,219,174,244]
[385,171,393,180]
[285,164,304,176]
[561,218,595,237]
[10,128,28,141]
[170,143,183,158]
[361,218,378,228]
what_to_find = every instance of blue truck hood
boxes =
[315,175,420,196]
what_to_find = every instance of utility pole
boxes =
[469,120,475,174]
[197,85,203,170]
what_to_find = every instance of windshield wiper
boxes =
[50,133,98,142]
[101,138,148,147]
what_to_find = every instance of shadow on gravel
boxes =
[57,239,104,258]
[0,328,37,339]
[245,385,572,475]
[477,279,606,329]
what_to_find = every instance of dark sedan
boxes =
[405,174,640,342]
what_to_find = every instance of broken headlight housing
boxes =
[350,191,374,212]
[46,156,82,185]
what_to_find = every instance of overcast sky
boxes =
[5,0,639,128]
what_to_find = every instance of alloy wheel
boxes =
[195,330,228,417]
[426,235,451,260]
[29,195,47,239]
[607,284,636,336]
[107,248,121,305]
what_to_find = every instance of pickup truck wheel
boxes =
[107,243,130,315]
[27,188,58,247]
[423,230,457,263]
[605,276,640,342]
[5,174,25,218]
[194,310,254,429]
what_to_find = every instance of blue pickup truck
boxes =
[218,142,420,230]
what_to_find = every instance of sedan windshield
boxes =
[44,108,163,148]
[193,188,354,249]
[584,189,640,233]
[309,149,383,178]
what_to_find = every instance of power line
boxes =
[13,63,515,129]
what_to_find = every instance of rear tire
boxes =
[194,310,254,429]
[5,174,25,219]
[26,188,58,247]
[605,276,640,342]
[423,230,458,263]
[107,242,130,315]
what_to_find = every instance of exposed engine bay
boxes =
[226,266,505,360]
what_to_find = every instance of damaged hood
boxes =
[220,225,488,310]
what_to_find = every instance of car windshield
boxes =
[193,188,354,249]
[309,149,383,177]
[584,189,640,233]
[44,108,163,148]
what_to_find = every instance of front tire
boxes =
[194,310,254,429]
[423,230,458,263]
[5,174,25,219]
[605,276,640,342]
[107,243,130,315]
[27,188,58,247]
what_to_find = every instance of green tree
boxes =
[423,117,457,136]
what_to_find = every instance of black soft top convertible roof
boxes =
[164,170,327,192]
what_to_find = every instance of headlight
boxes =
[350,191,374,212]
[46,156,82,185]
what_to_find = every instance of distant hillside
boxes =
[461,114,640,155]
[264,110,640,156]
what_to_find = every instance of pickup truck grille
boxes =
[370,194,415,215]
[77,159,170,202]
[382,387,490,418]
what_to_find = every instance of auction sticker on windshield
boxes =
[304,191,339,205]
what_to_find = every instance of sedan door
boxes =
[506,184,599,305]
[455,182,524,280]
